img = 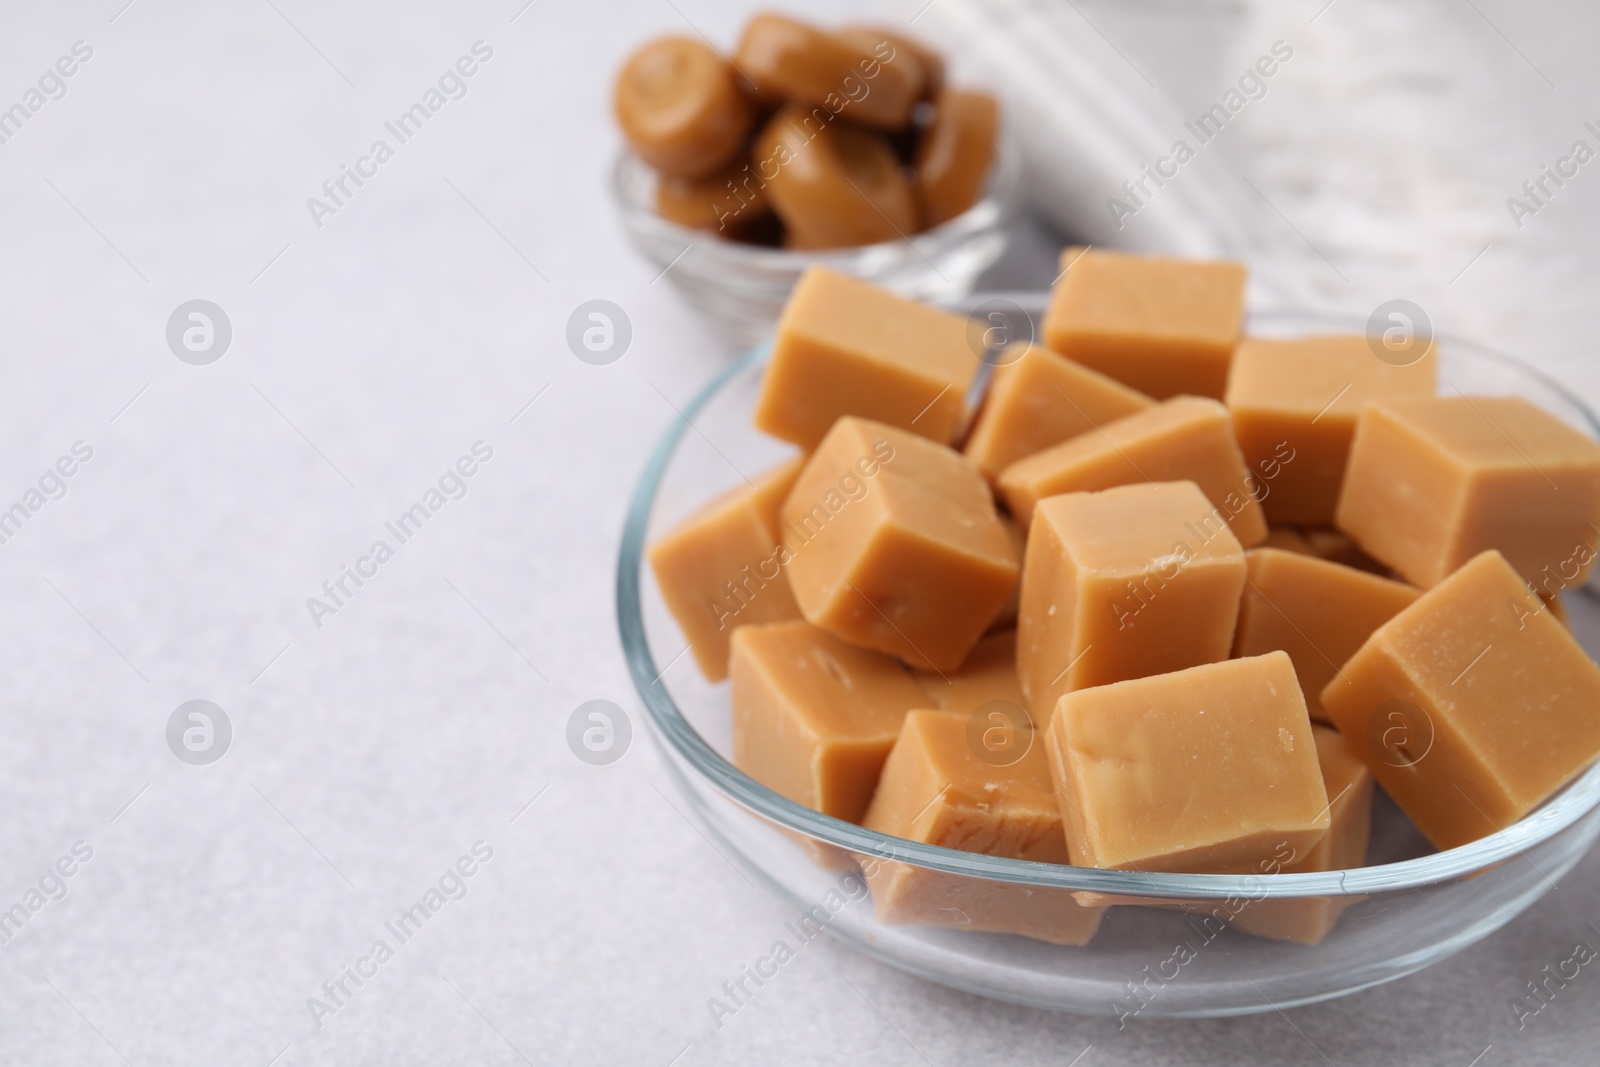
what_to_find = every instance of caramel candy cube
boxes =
[1231,725,1374,944]
[998,396,1268,545]
[1225,335,1437,525]
[1302,526,1386,574]
[963,342,1154,483]
[913,88,999,228]
[1042,248,1247,399]
[754,267,976,448]
[1017,481,1246,720]
[839,25,945,95]
[736,13,923,130]
[1047,652,1330,873]
[1336,395,1600,588]
[1233,548,1421,722]
[913,630,1026,714]
[862,710,1106,944]
[1321,550,1600,850]
[613,37,754,178]
[1261,527,1314,555]
[1545,591,1570,629]
[755,106,917,250]
[731,621,926,823]
[986,514,1025,633]
[780,417,1018,672]
[654,158,771,234]
[647,457,804,681]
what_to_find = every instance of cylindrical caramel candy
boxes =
[614,36,754,178]
[838,25,945,96]
[915,88,999,228]
[655,158,772,234]
[753,105,917,249]
[735,13,922,130]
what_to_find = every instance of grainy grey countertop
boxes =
[0,1,1595,1064]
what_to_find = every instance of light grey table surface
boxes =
[1,1,1597,1064]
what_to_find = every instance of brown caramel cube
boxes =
[613,36,754,178]
[1046,652,1331,873]
[1225,335,1436,525]
[838,25,945,95]
[754,267,976,448]
[780,418,1017,672]
[1321,550,1600,849]
[654,158,771,234]
[1017,481,1246,720]
[913,88,999,228]
[754,106,917,249]
[1231,725,1374,944]
[963,342,1154,483]
[1336,396,1600,587]
[1042,249,1246,399]
[647,457,804,681]
[1545,592,1570,629]
[731,621,926,823]
[998,396,1268,545]
[1233,548,1421,722]
[862,709,1106,944]
[1261,527,1314,554]
[913,630,1025,715]
[986,514,1026,633]
[735,13,923,130]
[1302,526,1387,574]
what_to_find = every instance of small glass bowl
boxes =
[610,134,1022,345]
[617,296,1600,1017]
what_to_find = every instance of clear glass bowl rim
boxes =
[616,295,1600,900]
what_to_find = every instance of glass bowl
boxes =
[610,133,1022,346]
[617,295,1600,1017]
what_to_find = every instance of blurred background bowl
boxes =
[611,133,1022,345]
